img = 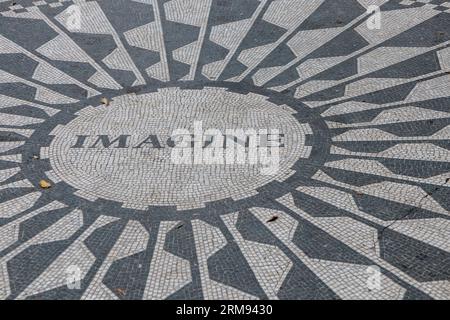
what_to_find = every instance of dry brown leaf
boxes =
[39,180,51,189]
[100,97,109,106]
[115,288,126,296]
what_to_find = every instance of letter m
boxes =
[90,135,130,148]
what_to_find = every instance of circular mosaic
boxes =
[0,0,449,301]
[47,87,310,210]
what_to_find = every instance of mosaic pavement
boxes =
[0,0,449,300]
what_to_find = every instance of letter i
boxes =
[71,135,89,148]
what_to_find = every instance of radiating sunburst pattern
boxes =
[0,0,449,300]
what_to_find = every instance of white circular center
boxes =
[48,88,309,210]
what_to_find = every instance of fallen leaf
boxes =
[267,216,278,223]
[435,31,445,42]
[115,288,126,296]
[100,97,109,106]
[39,180,51,189]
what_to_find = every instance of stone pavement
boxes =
[0,0,449,300]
